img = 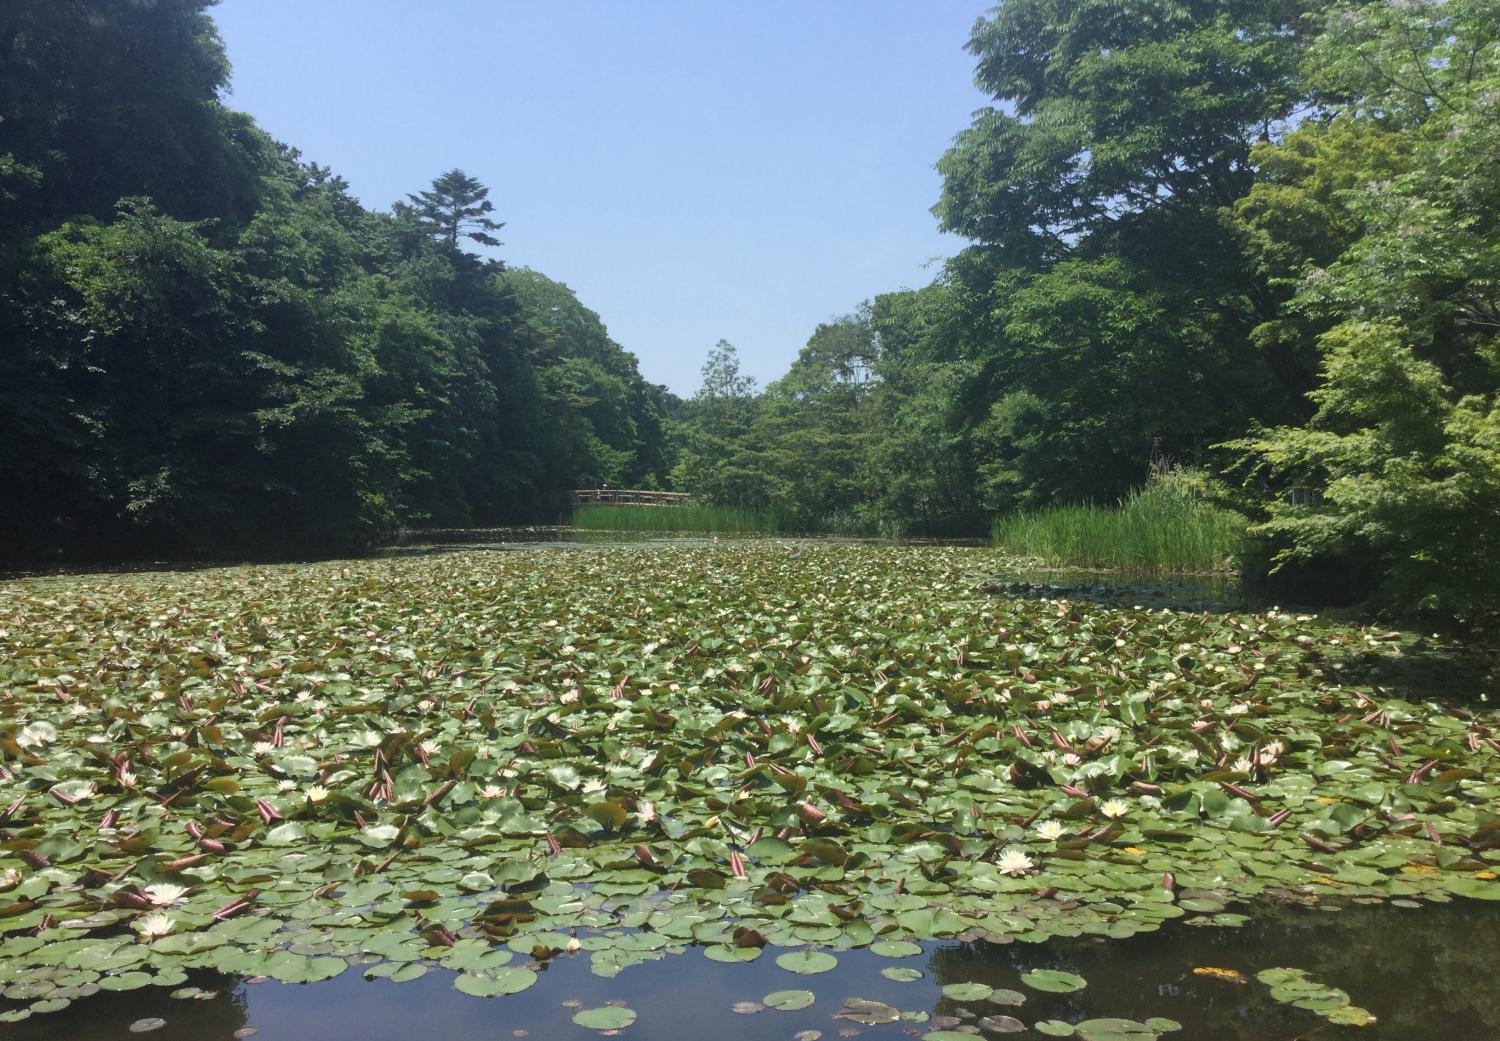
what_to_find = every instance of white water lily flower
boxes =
[1263,740,1285,757]
[70,703,89,717]
[0,868,21,890]
[635,800,656,824]
[1260,752,1278,767]
[996,849,1035,876]
[1098,726,1120,741]
[1233,756,1254,773]
[1041,751,1058,765]
[118,768,138,788]
[580,778,607,795]
[1100,798,1130,819]
[1035,820,1065,841]
[143,883,189,907]
[1061,752,1082,767]
[277,779,298,792]
[419,739,440,756]
[135,912,175,939]
[306,784,330,802]
[478,784,505,800]
[252,741,275,756]
[559,690,581,704]
[17,721,57,748]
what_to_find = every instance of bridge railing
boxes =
[563,489,694,507]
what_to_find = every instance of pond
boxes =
[5,898,1496,1040]
[0,542,1495,1040]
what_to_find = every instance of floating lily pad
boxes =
[1021,969,1087,994]
[572,1006,637,1030]
[764,990,816,1011]
[881,967,924,982]
[453,968,538,997]
[942,982,994,1002]
[128,1020,166,1034]
[1076,1020,1160,1041]
[776,951,838,975]
[871,940,923,958]
[1036,1023,1076,1037]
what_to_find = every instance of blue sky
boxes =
[212,1,992,394]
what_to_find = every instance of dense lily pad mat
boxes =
[0,545,1496,1022]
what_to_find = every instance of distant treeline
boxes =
[663,0,1500,631]
[3,0,1497,631]
[0,1,674,562]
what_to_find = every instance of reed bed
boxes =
[992,479,1246,574]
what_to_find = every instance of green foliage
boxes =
[992,467,1248,574]
[0,3,669,562]
[1225,0,1500,630]
[0,543,1495,1021]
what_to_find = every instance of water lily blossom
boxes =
[1035,819,1066,841]
[144,883,189,907]
[306,784,330,802]
[996,849,1035,876]
[1100,798,1130,819]
[136,912,175,939]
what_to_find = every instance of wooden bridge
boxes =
[562,488,693,507]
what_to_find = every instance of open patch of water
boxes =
[6,899,1494,1041]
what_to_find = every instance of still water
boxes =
[5,899,1495,1041]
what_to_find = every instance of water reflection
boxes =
[3,900,1494,1041]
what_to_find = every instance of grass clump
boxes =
[570,503,779,534]
[992,467,1247,574]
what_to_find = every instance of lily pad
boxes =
[942,982,994,1002]
[764,990,816,1011]
[1021,969,1087,994]
[776,951,838,975]
[572,1006,637,1030]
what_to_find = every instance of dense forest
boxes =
[0,1,674,561]
[670,0,1500,631]
[3,0,1497,630]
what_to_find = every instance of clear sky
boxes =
[211,1,992,395]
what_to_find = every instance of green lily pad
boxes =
[941,982,994,1002]
[573,1006,637,1030]
[881,966,924,982]
[453,967,538,997]
[1036,1022,1077,1037]
[1076,1019,1159,1041]
[1022,969,1088,993]
[776,951,838,975]
[871,939,923,958]
[764,989,816,1011]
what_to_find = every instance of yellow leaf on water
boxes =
[1192,966,1247,984]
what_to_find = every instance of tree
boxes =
[402,169,505,248]
[1226,0,1500,630]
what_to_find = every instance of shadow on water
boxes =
[5,899,1495,1041]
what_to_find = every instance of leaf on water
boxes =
[763,989,816,1011]
[880,967,923,982]
[940,982,994,1002]
[572,1006,637,1030]
[776,951,838,975]
[1021,969,1087,993]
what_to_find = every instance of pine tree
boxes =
[404,169,505,247]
